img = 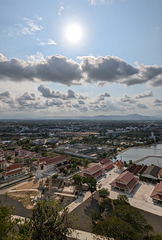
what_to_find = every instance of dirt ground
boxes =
[7,190,38,209]
[16,178,46,190]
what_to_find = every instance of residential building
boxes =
[1,163,25,180]
[150,182,162,202]
[99,157,114,171]
[0,150,7,170]
[82,164,105,179]
[110,171,139,193]
[33,155,69,173]
[141,165,161,180]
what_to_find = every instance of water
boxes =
[116,144,162,167]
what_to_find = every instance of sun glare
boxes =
[66,24,82,44]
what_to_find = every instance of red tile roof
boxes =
[5,163,23,172]
[2,168,24,177]
[150,182,162,201]
[100,157,111,165]
[115,171,134,183]
[110,171,139,192]
[84,164,102,174]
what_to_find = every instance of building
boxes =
[33,155,69,173]
[127,164,147,176]
[0,150,7,170]
[158,169,162,180]
[82,164,105,180]
[1,163,25,181]
[150,182,162,202]
[99,157,114,171]
[141,165,161,180]
[110,171,139,193]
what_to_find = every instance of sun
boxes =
[66,24,82,44]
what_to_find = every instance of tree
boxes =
[18,200,72,240]
[98,188,110,200]
[99,198,113,214]
[72,174,83,186]
[82,159,90,168]
[0,202,17,240]
[112,204,153,235]
[113,194,129,206]
[84,176,97,194]
[93,216,138,240]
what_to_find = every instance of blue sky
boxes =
[0,0,162,118]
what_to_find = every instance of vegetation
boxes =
[0,200,73,240]
[0,202,17,240]
[92,194,154,240]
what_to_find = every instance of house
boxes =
[150,182,162,202]
[99,157,114,171]
[0,150,7,170]
[82,164,105,180]
[2,163,25,181]
[33,155,69,173]
[110,171,139,193]
[141,165,161,180]
[158,169,162,180]
[127,164,147,175]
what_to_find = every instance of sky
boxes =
[0,0,162,119]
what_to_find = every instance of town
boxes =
[0,119,162,240]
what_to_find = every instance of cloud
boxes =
[98,92,111,100]
[38,85,77,100]
[121,95,136,104]
[16,92,36,101]
[45,99,63,107]
[9,17,43,36]
[135,91,153,99]
[58,2,64,15]
[137,103,148,109]
[1,53,162,87]
[154,99,162,106]
[89,0,113,5]
[0,54,82,85]
[0,91,10,99]
[78,100,85,104]
[79,55,139,83]
[39,39,57,46]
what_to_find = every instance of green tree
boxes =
[99,198,114,214]
[72,174,83,186]
[113,204,153,235]
[93,216,138,240]
[84,176,97,194]
[98,188,110,200]
[0,202,17,240]
[113,194,129,206]
[18,200,72,240]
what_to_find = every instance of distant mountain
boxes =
[91,114,162,121]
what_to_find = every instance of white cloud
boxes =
[39,39,57,46]
[9,16,43,36]
[89,0,113,5]
[58,2,64,15]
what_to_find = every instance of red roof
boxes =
[2,168,24,177]
[150,182,162,201]
[5,163,23,172]
[105,163,114,170]
[45,155,67,165]
[33,155,67,166]
[115,171,134,183]
[100,157,111,165]
[110,177,139,192]
[110,171,139,192]
[116,161,123,167]
[84,164,102,174]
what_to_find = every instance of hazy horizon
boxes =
[0,0,162,118]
